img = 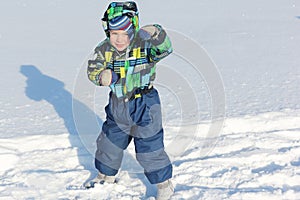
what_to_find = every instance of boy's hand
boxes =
[99,69,118,86]
[138,25,159,41]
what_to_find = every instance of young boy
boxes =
[86,2,174,199]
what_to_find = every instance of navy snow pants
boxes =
[95,88,172,184]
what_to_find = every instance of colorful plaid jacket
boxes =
[87,24,173,99]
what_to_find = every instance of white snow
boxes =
[1,0,300,199]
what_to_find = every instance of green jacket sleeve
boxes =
[148,24,173,63]
[87,41,108,86]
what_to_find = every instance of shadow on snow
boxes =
[19,65,154,196]
[20,65,101,184]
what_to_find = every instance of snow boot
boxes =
[84,172,115,188]
[156,179,174,200]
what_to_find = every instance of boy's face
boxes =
[109,30,130,52]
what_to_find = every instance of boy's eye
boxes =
[110,32,128,36]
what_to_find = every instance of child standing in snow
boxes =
[86,2,174,199]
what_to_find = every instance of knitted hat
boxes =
[108,15,135,41]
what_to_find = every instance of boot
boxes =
[84,172,115,188]
[156,179,174,200]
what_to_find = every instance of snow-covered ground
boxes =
[1,0,300,199]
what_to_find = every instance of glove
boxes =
[99,69,118,86]
[138,25,160,41]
